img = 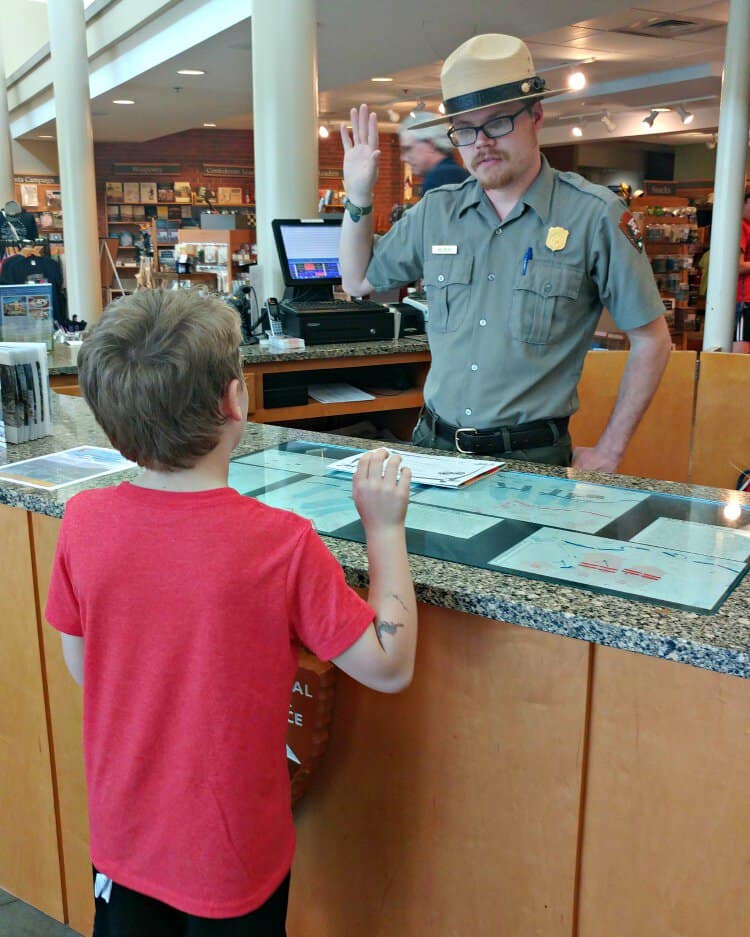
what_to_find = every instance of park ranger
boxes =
[339,34,671,471]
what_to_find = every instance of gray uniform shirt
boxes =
[366,156,664,428]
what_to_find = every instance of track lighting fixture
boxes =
[642,110,659,128]
[676,105,694,125]
[600,112,616,133]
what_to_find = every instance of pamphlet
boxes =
[326,447,503,488]
[0,445,136,489]
[308,383,375,404]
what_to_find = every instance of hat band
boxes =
[444,76,546,118]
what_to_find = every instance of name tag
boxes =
[431,244,458,255]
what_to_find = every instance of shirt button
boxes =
[487,274,495,281]
[479,318,487,326]
[465,408,472,417]
[495,227,502,234]
[543,282,552,294]
[471,364,478,371]
[437,274,445,283]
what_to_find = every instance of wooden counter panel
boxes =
[32,514,93,936]
[569,350,696,482]
[0,505,64,920]
[288,604,590,937]
[691,351,750,490]
[577,644,750,937]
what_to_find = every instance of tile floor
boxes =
[0,888,80,936]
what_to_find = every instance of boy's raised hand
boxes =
[352,448,411,531]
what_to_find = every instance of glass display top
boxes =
[229,442,750,615]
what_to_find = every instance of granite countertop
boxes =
[48,337,430,375]
[3,392,750,680]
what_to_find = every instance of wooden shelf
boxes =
[251,388,424,423]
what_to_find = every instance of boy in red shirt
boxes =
[46,288,416,936]
[737,190,750,339]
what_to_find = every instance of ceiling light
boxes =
[438,102,446,115]
[37,134,54,139]
[387,109,400,123]
[203,122,217,127]
[571,124,583,138]
[600,112,616,133]
[318,125,329,139]
[568,69,587,92]
[676,105,694,125]
[706,132,718,150]
[643,110,659,128]
[177,69,206,76]
[371,77,393,82]
[113,99,135,105]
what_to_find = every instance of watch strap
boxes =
[344,197,373,222]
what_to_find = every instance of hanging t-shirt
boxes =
[0,211,27,241]
[45,483,374,918]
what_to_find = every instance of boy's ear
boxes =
[220,378,245,422]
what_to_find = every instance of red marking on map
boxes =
[580,562,617,573]
[622,568,662,581]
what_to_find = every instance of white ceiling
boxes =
[22,0,735,149]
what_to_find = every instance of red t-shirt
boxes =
[46,482,374,918]
[738,219,750,304]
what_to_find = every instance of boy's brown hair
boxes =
[78,288,243,470]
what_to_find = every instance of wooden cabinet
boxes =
[175,228,254,291]
[242,347,430,440]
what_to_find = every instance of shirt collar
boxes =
[456,154,554,224]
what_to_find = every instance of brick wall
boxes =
[94,128,404,234]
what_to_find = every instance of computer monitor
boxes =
[272,218,343,299]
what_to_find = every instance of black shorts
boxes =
[92,866,290,937]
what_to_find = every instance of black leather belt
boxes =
[422,406,569,455]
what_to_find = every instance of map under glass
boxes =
[229,443,750,614]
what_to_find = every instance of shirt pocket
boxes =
[423,257,473,333]
[510,261,583,345]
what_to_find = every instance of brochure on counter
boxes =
[0,445,136,490]
[326,447,504,488]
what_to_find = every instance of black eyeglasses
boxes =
[447,104,532,147]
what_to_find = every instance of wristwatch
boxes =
[344,197,373,222]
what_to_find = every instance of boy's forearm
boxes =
[365,526,417,677]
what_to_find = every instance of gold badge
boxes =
[546,227,569,252]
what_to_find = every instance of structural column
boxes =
[703,0,750,351]
[47,0,102,323]
[251,0,319,300]
[0,42,14,205]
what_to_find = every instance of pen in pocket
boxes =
[522,247,533,276]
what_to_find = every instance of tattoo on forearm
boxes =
[375,619,404,648]
[389,594,409,613]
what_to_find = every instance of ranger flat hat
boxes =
[417,34,565,128]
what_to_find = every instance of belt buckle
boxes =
[454,427,477,453]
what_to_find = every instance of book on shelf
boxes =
[174,181,192,204]
[119,204,134,220]
[156,181,175,202]
[0,342,52,444]
[105,181,124,204]
[123,182,140,203]
[140,181,158,204]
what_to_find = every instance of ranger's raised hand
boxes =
[340,104,381,206]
